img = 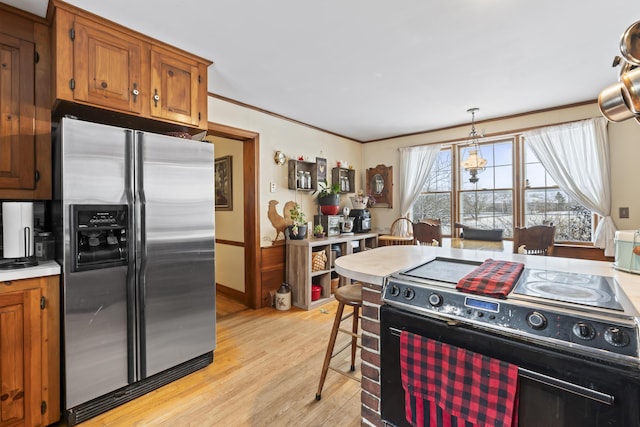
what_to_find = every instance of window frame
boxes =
[411,133,596,245]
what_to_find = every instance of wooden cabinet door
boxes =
[0,33,35,190]
[0,288,41,427]
[73,16,143,114]
[150,46,202,126]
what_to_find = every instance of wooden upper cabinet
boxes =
[0,32,36,191]
[73,16,143,114]
[53,2,211,129]
[150,46,203,127]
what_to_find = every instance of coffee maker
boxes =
[349,209,371,233]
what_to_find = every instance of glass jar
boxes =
[297,171,304,188]
[35,231,55,261]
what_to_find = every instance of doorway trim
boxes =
[208,121,261,309]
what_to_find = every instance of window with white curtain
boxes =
[524,142,593,242]
[411,135,595,243]
[411,149,452,234]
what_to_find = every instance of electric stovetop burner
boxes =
[512,268,624,311]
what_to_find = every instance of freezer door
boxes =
[63,267,129,408]
[136,132,215,378]
[59,118,131,408]
[59,117,130,205]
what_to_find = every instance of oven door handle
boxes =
[388,327,615,406]
[518,368,614,406]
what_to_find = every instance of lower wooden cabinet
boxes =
[0,275,60,427]
[260,243,286,308]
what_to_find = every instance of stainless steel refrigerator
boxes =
[52,117,216,425]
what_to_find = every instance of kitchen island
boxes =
[335,245,640,305]
[335,245,640,426]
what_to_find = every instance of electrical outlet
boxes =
[620,207,630,219]
[270,181,276,193]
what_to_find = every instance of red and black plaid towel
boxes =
[400,331,519,427]
[456,258,525,298]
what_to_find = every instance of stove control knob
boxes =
[402,287,415,301]
[428,293,443,307]
[573,322,596,340]
[526,311,547,330]
[604,327,630,347]
[390,285,401,297]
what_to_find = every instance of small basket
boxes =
[312,250,327,272]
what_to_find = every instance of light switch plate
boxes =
[620,207,630,219]
[270,181,276,193]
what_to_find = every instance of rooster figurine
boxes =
[268,200,297,241]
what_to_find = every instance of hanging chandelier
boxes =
[460,107,487,183]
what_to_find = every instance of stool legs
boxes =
[316,302,345,401]
[350,305,360,371]
[315,301,360,401]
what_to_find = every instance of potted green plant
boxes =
[313,223,325,238]
[315,181,341,215]
[286,203,307,239]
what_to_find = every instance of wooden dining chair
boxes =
[385,217,415,245]
[413,219,442,246]
[513,225,556,255]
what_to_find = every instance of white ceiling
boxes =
[6,0,640,141]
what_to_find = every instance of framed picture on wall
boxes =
[316,157,327,184]
[215,155,233,211]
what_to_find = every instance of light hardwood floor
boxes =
[69,295,362,427]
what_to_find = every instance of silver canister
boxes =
[35,231,55,261]
[598,81,635,121]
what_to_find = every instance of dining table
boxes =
[377,235,415,246]
[377,235,513,252]
[443,237,513,252]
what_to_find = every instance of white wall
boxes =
[362,103,640,234]
[208,97,363,246]
[211,135,245,292]
[209,96,640,245]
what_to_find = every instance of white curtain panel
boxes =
[398,144,442,235]
[524,117,616,256]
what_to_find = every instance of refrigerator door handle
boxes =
[125,129,139,383]
[135,131,148,378]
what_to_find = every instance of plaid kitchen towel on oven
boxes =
[400,330,519,427]
[456,258,525,298]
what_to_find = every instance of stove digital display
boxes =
[465,297,499,312]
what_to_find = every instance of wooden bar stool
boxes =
[315,283,362,401]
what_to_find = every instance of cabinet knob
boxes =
[153,89,160,107]
[132,83,139,101]
[101,81,108,89]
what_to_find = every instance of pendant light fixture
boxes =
[461,107,487,183]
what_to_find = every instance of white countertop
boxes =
[0,260,61,282]
[335,246,640,312]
